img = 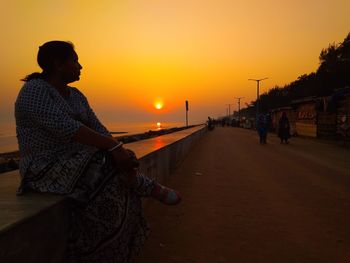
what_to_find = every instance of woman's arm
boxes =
[16,81,135,172]
[73,125,116,149]
[73,125,134,171]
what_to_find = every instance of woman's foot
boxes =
[151,183,181,205]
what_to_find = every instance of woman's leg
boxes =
[69,172,149,263]
[258,131,263,144]
[66,152,150,263]
[132,171,181,205]
[124,150,181,205]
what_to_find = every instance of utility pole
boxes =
[235,97,244,124]
[226,103,235,120]
[248,78,268,126]
[226,104,231,119]
[185,100,189,127]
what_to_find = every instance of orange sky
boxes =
[1,0,350,126]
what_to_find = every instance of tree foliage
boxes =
[242,32,350,115]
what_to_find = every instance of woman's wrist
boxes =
[108,141,123,152]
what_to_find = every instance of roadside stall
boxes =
[335,90,350,143]
[316,96,337,139]
[292,98,317,137]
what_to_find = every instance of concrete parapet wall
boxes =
[137,127,206,183]
[0,198,69,263]
[0,125,206,263]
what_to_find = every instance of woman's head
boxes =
[23,40,82,83]
[37,41,75,73]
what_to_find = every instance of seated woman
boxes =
[15,40,181,263]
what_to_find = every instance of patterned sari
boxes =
[16,79,154,262]
[23,151,154,263]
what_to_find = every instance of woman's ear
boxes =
[53,58,64,72]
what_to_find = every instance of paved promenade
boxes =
[137,127,350,263]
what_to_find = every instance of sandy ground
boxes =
[136,127,350,263]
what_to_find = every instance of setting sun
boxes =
[154,102,163,110]
[1,1,350,128]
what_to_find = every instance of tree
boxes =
[317,32,350,95]
[240,32,350,114]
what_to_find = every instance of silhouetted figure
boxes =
[15,40,181,262]
[257,113,269,144]
[221,118,226,127]
[207,116,214,131]
[230,118,238,127]
[278,112,291,144]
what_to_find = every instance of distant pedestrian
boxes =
[257,114,268,144]
[278,112,291,144]
[207,116,214,131]
[221,118,226,127]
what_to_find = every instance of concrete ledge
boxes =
[0,125,206,262]
[130,125,207,183]
[0,197,69,263]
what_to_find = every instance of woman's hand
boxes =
[125,149,140,168]
[110,146,134,171]
[111,147,140,187]
[72,125,139,182]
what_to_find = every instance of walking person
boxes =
[257,113,268,144]
[278,112,291,144]
[15,40,181,263]
[207,116,214,131]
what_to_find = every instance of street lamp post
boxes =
[248,78,268,126]
[235,97,244,124]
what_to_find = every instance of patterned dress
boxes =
[15,79,153,262]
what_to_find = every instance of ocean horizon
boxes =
[0,120,188,154]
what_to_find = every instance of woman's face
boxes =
[59,51,82,84]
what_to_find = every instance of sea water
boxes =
[0,121,185,153]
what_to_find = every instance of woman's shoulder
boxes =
[15,79,53,109]
[17,79,51,99]
[20,79,51,93]
[23,78,49,87]
[69,86,88,100]
[68,86,82,96]
[69,86,82,94]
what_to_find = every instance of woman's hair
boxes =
[22,41,75,82]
